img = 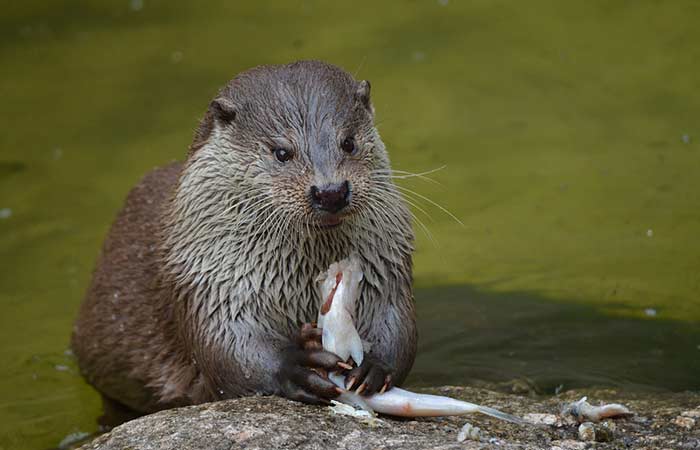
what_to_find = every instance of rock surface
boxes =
[79,386,700,450]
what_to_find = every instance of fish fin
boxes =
[476,405,526,425]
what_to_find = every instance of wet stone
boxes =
[77,386,700,450]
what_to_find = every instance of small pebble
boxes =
[644,308,657,317]
[578,421,615,442]
[0,208,12,219]
[602,419,617,432]
[673,415,696,429]
[457,422,481,442]
[646,228,653,237]
[578,422,595,441]
[595,423,614,442]
[681,408,700,418]
[681,134,691,144]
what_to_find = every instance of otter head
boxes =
[185,60,391,232]
[165,61,412,295]
[164,61,414,331]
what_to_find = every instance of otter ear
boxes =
[210,97,237,124]
[356,80,374,116]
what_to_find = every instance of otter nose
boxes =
[310,181,350,213]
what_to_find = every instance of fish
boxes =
[316,256,524,424]
[562,396,632,423]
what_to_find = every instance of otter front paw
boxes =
[345,354,393,396]
[277,347,345,404]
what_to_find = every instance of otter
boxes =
[72,60,416,418]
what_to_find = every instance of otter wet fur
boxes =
[71,60,416,418]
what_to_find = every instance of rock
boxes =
[601,419,616,432]
[77,386,700,450]
[456,422,481,442]
[577,422,595,441]
[550,439,587,450]
[593,423,614,443]
[681,408,700,419]
[578,421,615,443]
[673,415,696,429]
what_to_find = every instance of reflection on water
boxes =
[410,285,700,393]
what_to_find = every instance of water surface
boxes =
[1,1,699,449]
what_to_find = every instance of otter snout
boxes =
[310,181,350,214]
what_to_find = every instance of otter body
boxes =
[72,61,416,415]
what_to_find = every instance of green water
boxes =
[1,1,699,448]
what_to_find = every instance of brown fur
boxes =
[72,61,416,415]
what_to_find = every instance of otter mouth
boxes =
[317,213,346,228]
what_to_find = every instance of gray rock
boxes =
[78,386,700,450]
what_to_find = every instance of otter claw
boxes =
[277,341,345,404]
[345,354,392,396]
[337,361,353,370]
[379,375,392,394]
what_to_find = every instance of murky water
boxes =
[1,1,699,448]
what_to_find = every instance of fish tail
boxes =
[476,405,526,424]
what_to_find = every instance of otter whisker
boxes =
[268,208,286,247]
[370,166,461,230]
[222,190,270,218]
[370,182,435,223]
[283,211,299,246]
[293,213,309,243]
[365,190,436,246]
[371,166,445,185]
[270,206,296,249]
[240,200,279,235]
[234,205,273,232]
[228,195,273,222]
[389,184,464,227]
[264,207,283,246]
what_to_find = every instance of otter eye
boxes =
[272,148,293,163]
[341,136,356,154]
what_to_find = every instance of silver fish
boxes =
[316,256,524,424]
